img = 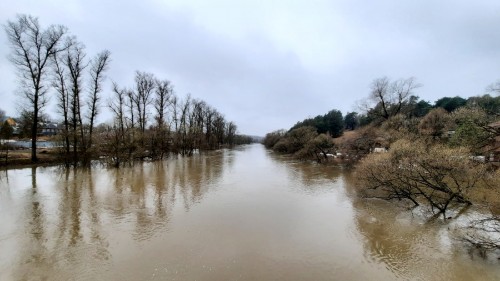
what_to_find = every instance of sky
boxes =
[1,0,500,136]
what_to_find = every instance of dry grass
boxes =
[0,148,62,167]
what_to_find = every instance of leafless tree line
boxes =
[104,72,238,167]
[4,14,243,166]
[52,37,111,165]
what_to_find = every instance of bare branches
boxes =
[154,78,173,128]
[4,14,68,162]
[356,139,487,217]
[109,82,126,137]
[134,71,155,134]
[368,77,421,120]
[50,34,110,165]
[88,50,111,112]
[87,50,111,149]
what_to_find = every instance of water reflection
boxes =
[1,145,500,281]
[267,152,342,194]
[0,150,229,280]
[344,172,500,281]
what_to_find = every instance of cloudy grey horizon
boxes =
[1,0,500,136]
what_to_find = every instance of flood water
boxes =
[1,144,499,280]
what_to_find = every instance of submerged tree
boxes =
[52,36,110,165]
[106,71,240,163]
[86,50,111,153]
[356,139,488,217]
[5,14,68,162]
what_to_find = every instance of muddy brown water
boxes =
[1,144,499,280]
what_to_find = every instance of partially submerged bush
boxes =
[356,139,488,217]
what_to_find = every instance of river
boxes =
[0,144,499,280]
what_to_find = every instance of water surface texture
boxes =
[1,144,499,280]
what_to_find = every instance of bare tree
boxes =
[369,77,391,119]
[177,95,192,154]
[225,121,237,145]
[190,99,206,148]
[109,82,126,138]
[107,82,129,167]
[154,78,172,128]
[213,112,226,148]
[126,89,135,130]
[487,80,500,96]
[169,95,178,132]
[86,50,110,150]
[204,106,216,148]
[104,71,241,162]
[153,78,173,158]
[52,43,71,161]
[52,38,110,165]
[65,41,87,162]
[134,71,155,134]
[5,14,67,162]
[368,77,421,120]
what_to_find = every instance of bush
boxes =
[356,138,488,217]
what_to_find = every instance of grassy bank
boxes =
[0,148,62,168]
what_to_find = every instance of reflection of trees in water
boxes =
[20,167,49,279]
[7,150,228,280]
[344,171,421,274]
[0,169,8,182]
[351,194,496,280]
[267,151,342,192]
[353,198,422,279]
[10,167,109,280]
[342,166,500,280]
[106,149,226,240]
[5,167,59,280]
[168,150,226,212]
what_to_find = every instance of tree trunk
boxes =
[31,106,38,163]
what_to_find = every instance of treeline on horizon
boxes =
[0,14,253,167]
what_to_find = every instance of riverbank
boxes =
[0,148,62,168]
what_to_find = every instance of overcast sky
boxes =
[1,0,500,136]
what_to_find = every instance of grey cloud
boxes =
[1,0,499,136]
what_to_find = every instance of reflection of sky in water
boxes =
[3,140,58,148]
[0,144,499,281]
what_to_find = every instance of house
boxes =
[39,123,61,136]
